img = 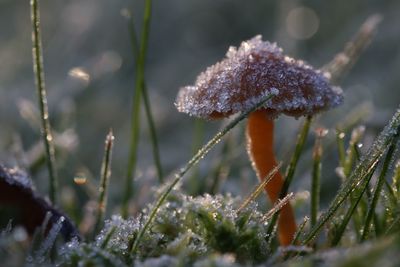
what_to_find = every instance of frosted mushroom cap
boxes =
[175,35,343,119]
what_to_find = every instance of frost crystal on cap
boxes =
[175,35,343,119]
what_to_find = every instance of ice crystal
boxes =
[176,35,343,119]
[95,215,141,254]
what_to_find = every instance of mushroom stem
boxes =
[246,109,297,246]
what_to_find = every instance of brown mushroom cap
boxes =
[175,35,343,119]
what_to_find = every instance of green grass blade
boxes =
[30,0,58,204]
[94,130,115,237]
[126,12,164,184]
[122,0,153,218]
[129,93,276,256]
[344,126,367,235]
[302,107,400,245]
[292,216,309,246]
[265,116,312,241]
[282,116,313,197]
[361,132,399,241]
[189,119,205,194]
[208,138,232,194]
[393,161,400,195]
[336,130,346,169]
[142,88,164,183]
[344,126,365,177]
[100,226,117,249]
[330,169,376,246]
[383,161,400,207]
[282,216,310,260]
[311,129,326,227]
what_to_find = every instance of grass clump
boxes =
[59,190,271,266]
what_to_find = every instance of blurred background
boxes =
[0,0,399,223]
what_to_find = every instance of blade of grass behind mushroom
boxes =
[361,132,399,241]
[207,137,232,194]
[343,126,368,236]
[322,14,382,83]
[122,0,153,218]
[207,125,244,194]
[311,102,372,172]
[311,129,326,228]
[280,216,310,261]
[301,106,400,245]
[129,93,276,256]
[188,119,205,194]
[125,9,164,185]
[30,0,58,204]
[336,130,347,169]
[265,116,312,243]
[263,193,295,222]
[237,162,282,213]
[93,130,115,238]
[291,216,309,246]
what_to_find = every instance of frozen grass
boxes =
[1,2,400,267]
[30,0,58,204]
[122,0,154,219]
[93,130,115,237]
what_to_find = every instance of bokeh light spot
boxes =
[286,7,320,40]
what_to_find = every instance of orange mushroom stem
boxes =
[247,109,296,246]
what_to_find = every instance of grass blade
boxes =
[122,0,153,218]
[336,130,346,169]
[129,93,276,256]
[311,128,327,227]
[30,0,58,204]
[265,116,312,242]
[189,119,205,194]
[282,116,313,197]
[100,226,117,249]
[263,193,295,222]
[126,12,164,184]
[281,216,310,260]
[208,138,232,194]
[361,132,399,241]
[292,216,309,246]
[302,106,400,245]
[142,88,164,183]
[237,162,282,213]
[93,130,115,237]
[330,169,376,246]
[343,126,367,235]
[322,14,382,82]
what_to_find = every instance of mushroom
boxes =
[175,35,343,246]
[0,165,80,240]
